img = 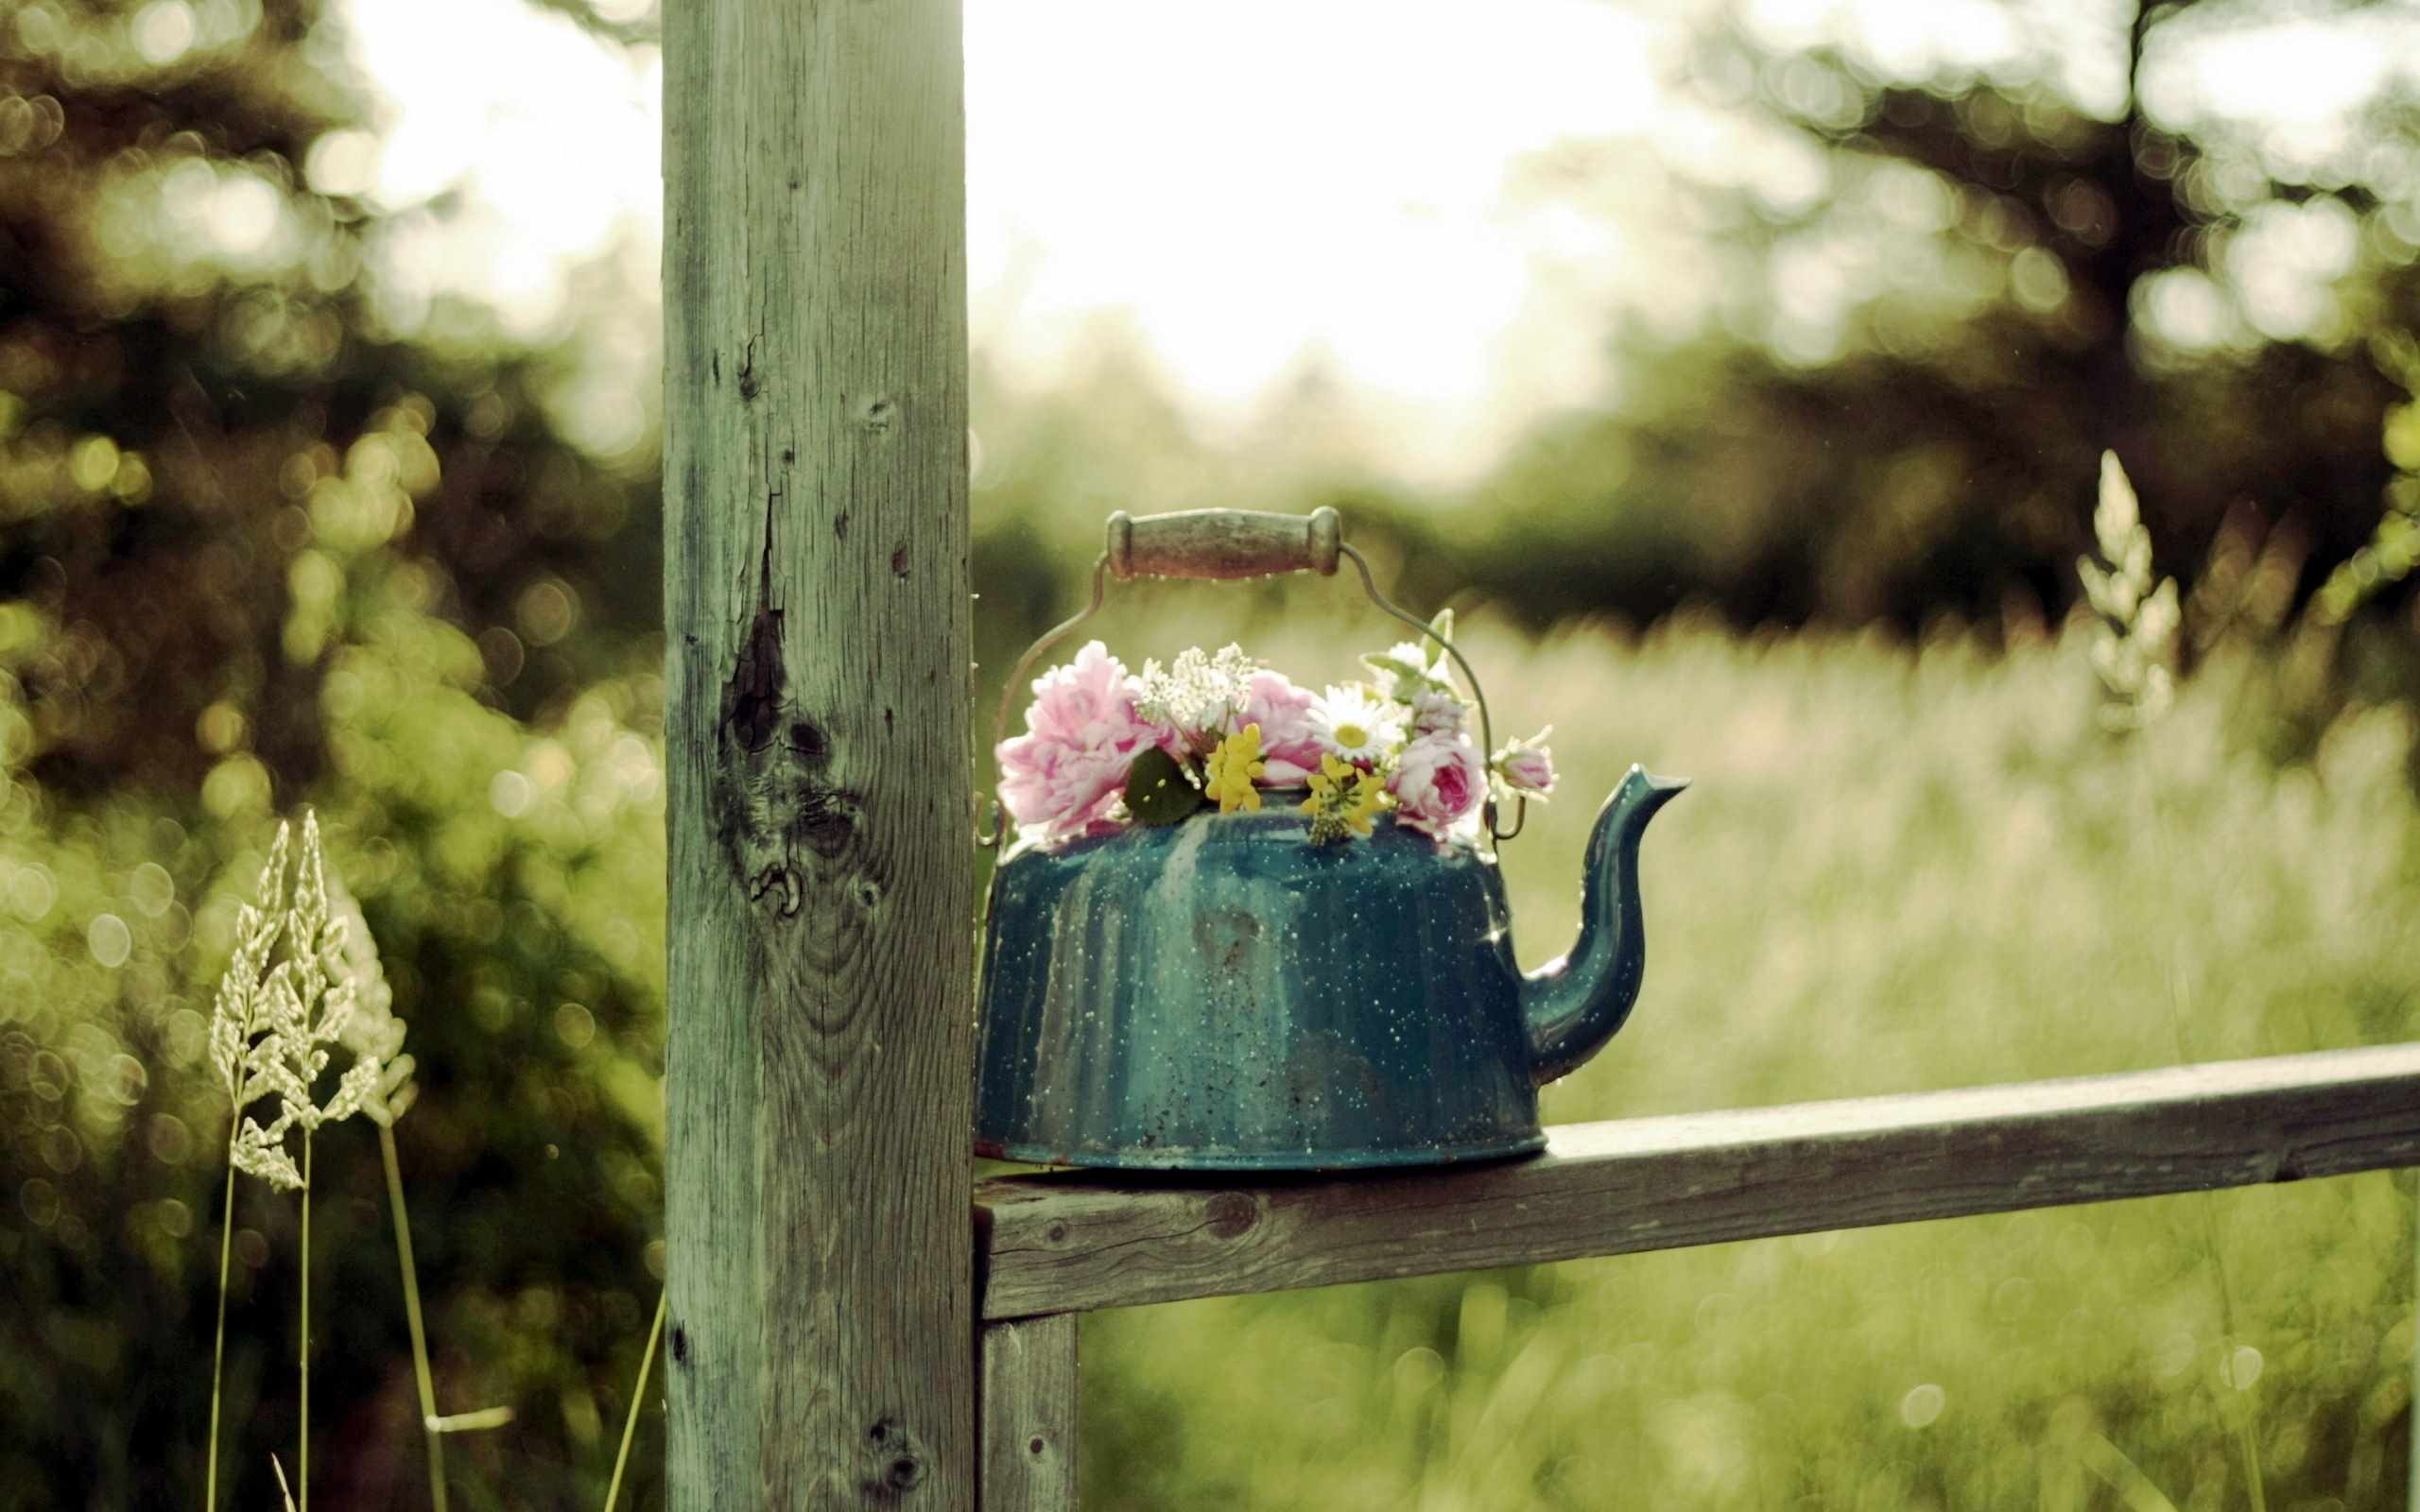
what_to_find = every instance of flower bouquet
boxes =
[994,612,1556,848]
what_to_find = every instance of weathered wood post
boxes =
[662,0,974,1503]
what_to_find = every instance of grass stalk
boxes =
[604,1291,666,1512]
[379,1122,448,1512]
[205,1157,236,1512]
[299,1128,312,1512]
[2409,1170,2419,1512]
[2088,456,2264,1511]
[2138,770,2265,1512]
[2078,1432,2183,1512]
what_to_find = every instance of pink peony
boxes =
[996,641,1159,840]
[1240,670,1324,785]
[1388,734,1485,839]
[1493,728,1557,799]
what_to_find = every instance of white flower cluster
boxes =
[1134,643,1258,747]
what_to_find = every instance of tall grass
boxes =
[200,814,510,1511]
[1055,572,2420,1508]
[206,814,389,1512]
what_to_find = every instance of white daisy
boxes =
[1313,685,1405,766]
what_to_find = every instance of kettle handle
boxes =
[977,508,1526,848]
[1105,507,1343,581]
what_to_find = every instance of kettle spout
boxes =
[1520,764,1686,1087]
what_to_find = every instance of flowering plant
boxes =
[995,613,1556,846]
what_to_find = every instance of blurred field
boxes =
[1049,600,2420,1510]
[9,588,2420,1506]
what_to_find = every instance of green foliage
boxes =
[1123,747,1207,829]
[0,568,668,1508]
[2319,331,2420,625]
[1,6,665,1488]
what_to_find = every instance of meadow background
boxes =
[7,0,2420,1507]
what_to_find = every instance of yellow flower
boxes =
[1301,753,1384,843]
[1202,724,1267,813]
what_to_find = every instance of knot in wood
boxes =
[1204,1191,1257,1239]
[855,393,897,433]
[860,1417,928,1499]
[714,605,877,932]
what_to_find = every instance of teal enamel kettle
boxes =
[974,507,1684,1171]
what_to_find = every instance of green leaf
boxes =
[1124,747,1207,827]
[1359,652,1445,695]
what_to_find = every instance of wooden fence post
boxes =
[978,1316,1080,1511]
[662,0,973,1503]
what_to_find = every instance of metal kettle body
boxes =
[974,765,1685,1171]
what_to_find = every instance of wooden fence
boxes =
[973,1044,2420,1508]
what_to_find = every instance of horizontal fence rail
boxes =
[974,1043,2420,1320]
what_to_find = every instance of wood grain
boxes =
[977,1044,2420,1320]
[977,1315,1078,1512]
[663,0,972,1503]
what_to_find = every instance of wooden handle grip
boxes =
[1105,507,1342,580]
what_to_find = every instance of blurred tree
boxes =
[1450,0,2420,633]
[0,0,660,805]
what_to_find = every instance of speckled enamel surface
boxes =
[973,767,1682,1171]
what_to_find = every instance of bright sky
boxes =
[333,0,1666,479]
[325,0,2414,482]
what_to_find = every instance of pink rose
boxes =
[1239,670,1323,785]
[996,743,1134,841]
[1406,687,1470,739]
[1493,728,1556,799]
[1388,734,1485,839]
[996,641,1158,840]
